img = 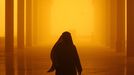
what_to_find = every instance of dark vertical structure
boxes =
[33,0,38,46]
[127,0,134,75]
[116,0,125,52]
[106,0,111,47]
[110,0,117,50]
[18,0,24,48]
[26,1,32,75]
[106,0,112,48]
[127,0,134,57]
[26,0,32,47]
[5,0,15,75]
[17,0,25,75]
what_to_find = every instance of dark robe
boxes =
[52,41,82,75]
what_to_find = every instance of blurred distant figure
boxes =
[48,31,82,75]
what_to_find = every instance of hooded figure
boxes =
[48,31,82,75]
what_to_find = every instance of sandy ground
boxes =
[0,47,126,75]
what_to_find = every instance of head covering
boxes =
[62,31,73,45]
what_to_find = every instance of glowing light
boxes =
[50,0,94,37]
[0,0,5,37]
[0,0,119,48]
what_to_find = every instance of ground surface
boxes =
[0,47,126,75]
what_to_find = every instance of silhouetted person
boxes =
[48,31,82,75]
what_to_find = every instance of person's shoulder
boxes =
[73,44,75,47]
[72,44,76,48]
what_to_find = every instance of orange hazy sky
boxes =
[0,0,125,48]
